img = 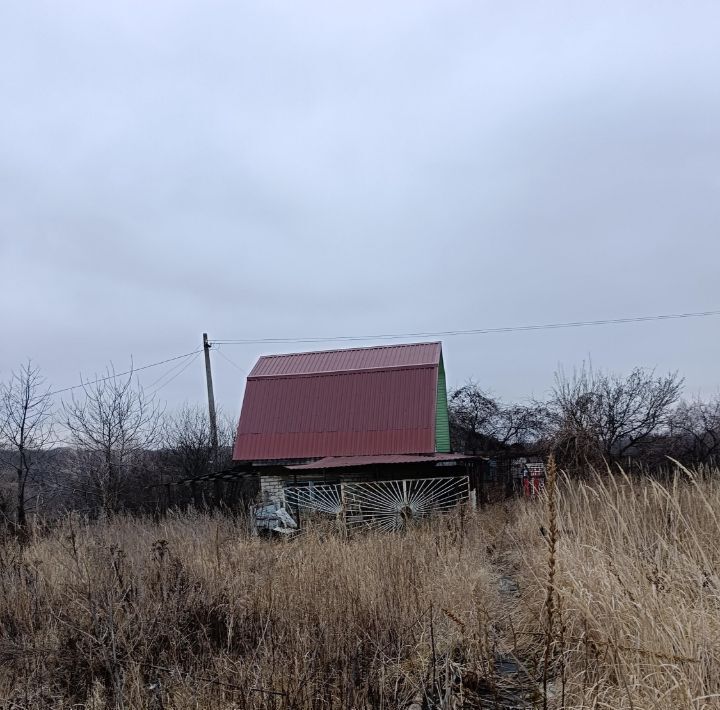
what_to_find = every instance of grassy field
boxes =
[1,465,719,709]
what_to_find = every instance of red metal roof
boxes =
[233,342,442,461]
[249,341,441,377]
[287,453,479,470]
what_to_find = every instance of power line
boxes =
[39,307,720,398]
[48,349,203,397]
[150,352,202,396]
[214,346,247,374]
[211,308,720,346]
[147,351,197,390]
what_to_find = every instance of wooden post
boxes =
[478,462,487,507]
[338,482,348,537]
[203,333,220,472]
[467,461,480,510]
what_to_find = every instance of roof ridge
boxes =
[257,340,441,361]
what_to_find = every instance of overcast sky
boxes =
[2,1,719,418]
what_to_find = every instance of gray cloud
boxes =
[2,1,719,415]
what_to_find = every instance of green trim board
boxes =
[435,353,451,452]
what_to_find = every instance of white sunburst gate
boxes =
[283,475,470,532]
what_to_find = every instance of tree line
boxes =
[449,364,718,471]
[1,359,718,532]
[0,362,237,533]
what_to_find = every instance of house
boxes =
[232,342,484,524]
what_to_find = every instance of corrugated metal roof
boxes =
[287,453,481,470]
[233,342,443,461]
[250,341,441,377]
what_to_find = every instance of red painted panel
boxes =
[233,429,436,460]
[250,342,441,377]
[233,353,440,461]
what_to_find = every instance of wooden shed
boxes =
[231,342,484,521]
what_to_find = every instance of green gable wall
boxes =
[435,354,451,452]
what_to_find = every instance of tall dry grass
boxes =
[0,508,513,708]
[1,467,719,708]
[512,465,720,709]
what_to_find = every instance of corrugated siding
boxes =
[250,342,441,377]
[435,354,451,452]
[233,366,438,460]
[234,429,436,460]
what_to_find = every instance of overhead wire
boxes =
[214,346,247,374]
[147,351,198,390]
[150,351,202,396]
[42,307,720,398]
[212,308,720,346]
[48,349,203,397]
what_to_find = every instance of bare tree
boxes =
[549,364,683,469]
[0,361,54,531]
[449,381,548,453]
[149,405,242,509]
[449,381,499,453]
[493,402,551,449]
[668,396,720,465]
[159,404,215,481]
[63,366,162,513]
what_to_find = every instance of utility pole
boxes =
[203,333,220,472]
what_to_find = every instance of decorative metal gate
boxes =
[283,475,470,532]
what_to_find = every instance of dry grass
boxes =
[1,467,720,708]
[510,466,720,709]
